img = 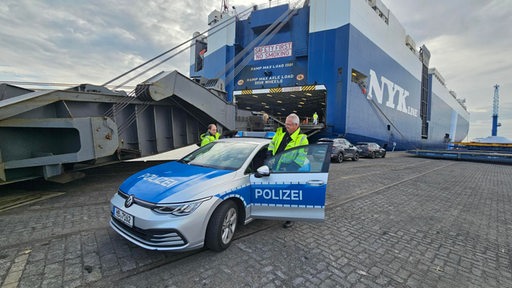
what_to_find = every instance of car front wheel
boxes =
[336,152,344,163]
[371,152,376,159]
[352,152,359,161]
[205,200,238,252]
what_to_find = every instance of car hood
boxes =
[119,161,233,203]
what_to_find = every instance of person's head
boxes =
[208,124,217,134]
[285,113,300,134]
[262,113,269,123]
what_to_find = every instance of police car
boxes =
[110,137,332,252]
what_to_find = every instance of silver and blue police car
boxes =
[110,137,332,252]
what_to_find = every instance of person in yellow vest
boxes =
[312,112,318,125]
[267,113,309,228]
[200,124,220,146]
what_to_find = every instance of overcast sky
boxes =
[1,0,511,140]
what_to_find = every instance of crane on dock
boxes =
[492,84,501,136]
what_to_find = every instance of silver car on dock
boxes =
[110,137,332,252]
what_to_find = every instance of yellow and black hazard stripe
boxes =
[241,89,253,95]
[269,87,282,93]
[301,85,316,91]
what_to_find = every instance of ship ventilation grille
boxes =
[192,77,225,92]
[428,68,446,86]
[205,79,220,88]
[367,0,389,24]
[405,35,416,53]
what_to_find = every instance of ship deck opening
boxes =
[233,85,327,133]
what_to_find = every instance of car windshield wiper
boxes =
[188,163,210,168]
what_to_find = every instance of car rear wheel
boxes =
[352,152,359,161]
[336,152,344,163]
[205,200,238,252]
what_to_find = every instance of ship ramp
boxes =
[0,70,235,185]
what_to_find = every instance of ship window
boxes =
[351,69,367,83]
[195,40,207,72]
[351,69,368,94]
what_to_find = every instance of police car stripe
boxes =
[250,203,325,208]
[216,183,251,206]
[223,195,247,206]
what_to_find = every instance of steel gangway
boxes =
[0,71,235,184]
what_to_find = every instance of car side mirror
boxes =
[254,165,270,178]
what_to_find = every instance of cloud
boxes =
[0,0,221,86]
[1,0,511,140]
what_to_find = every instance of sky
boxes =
[1,0,511,140]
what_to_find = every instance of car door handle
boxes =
[306,180,324,186]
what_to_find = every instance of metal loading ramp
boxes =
[0,70,235,184]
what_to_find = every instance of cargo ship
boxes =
[189,0,470,150]
[0,0,471,184]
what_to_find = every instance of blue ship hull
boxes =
[190,0,469,150]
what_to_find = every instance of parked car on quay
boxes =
[356,142,386,158]
[110,137,332,252]
[317,137,359,163]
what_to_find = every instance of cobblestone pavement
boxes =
[0,153,511,287]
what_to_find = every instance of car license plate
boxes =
[113,206,134,227]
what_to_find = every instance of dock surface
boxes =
[0,152,511,287]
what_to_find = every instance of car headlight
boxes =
[152,196,212,216]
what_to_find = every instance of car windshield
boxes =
[180,141,258,170]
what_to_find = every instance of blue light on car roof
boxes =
[235,131,275,138]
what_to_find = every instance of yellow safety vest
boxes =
[200,132,220,147]
[268,127,308,168]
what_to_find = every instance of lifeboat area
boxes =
[0,152,511,287]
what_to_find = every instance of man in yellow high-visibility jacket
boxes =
[267,113,308,228]
[200,124,220,147]
[268,114,309,169]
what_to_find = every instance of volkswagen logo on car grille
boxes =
[125,195,135,208]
